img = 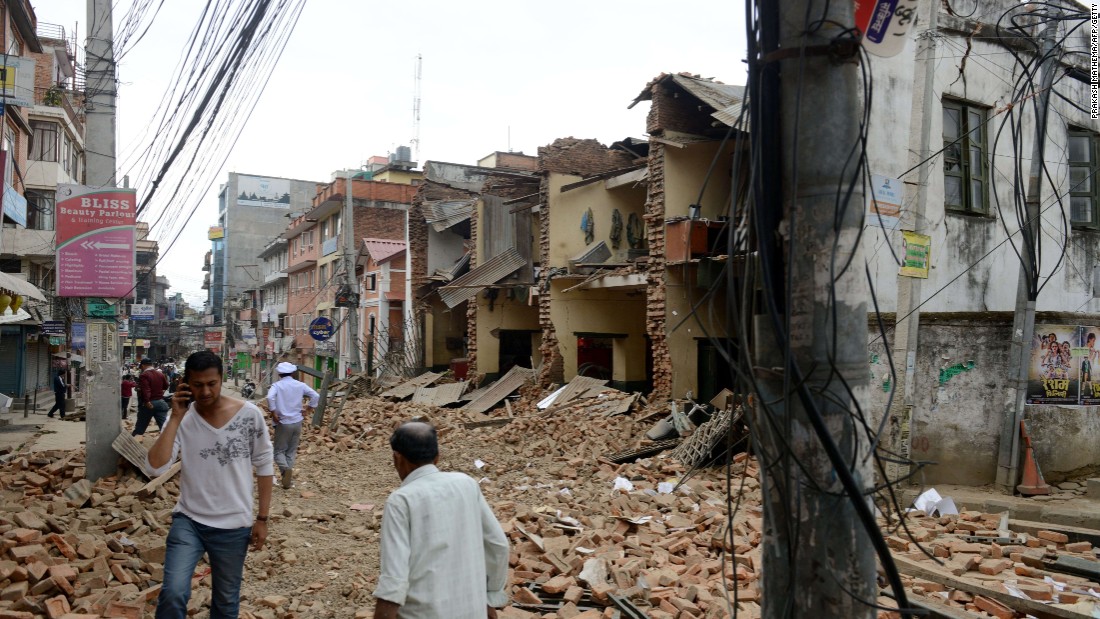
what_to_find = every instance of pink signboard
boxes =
[55,185,137,298]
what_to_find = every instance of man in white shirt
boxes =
[373,421,510,619]
[265,361,319,489]
[146,351,274,619]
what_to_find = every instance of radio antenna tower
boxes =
[412,53,422,162]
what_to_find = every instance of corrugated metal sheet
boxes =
[378,371,443,399]
[423,199,475,232]
[461,366,537,414]
[432,252,470,282]
[553,376,608,407]
[438,248,525,309]
[411,381,468,406]
[671,75,744,114]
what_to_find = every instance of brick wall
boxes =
[466,198,480,376]
[538,138,635,177]
[313,178,418,209]
[495,152,539,172]
[644,75,725,137]
[644,143,671,400]
[353,204,406,242]
[537,175,564,387]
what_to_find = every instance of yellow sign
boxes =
[899,231,931,278]
[208,226,225,240]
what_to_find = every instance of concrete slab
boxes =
[1088,478,1100,500]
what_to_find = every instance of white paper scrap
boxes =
[657,482,675,494]
[613,477,635,492]
[474,459,486,469]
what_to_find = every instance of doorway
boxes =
[577,336,613,380]
[498,330,534,376]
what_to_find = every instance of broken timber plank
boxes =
[1009,519,1100,547]
[111,432,154,478]
[136,462,181,498]
[462,417,515,430]
[891,554,1088,619]
[461,367,536,414]
[879,589,975,619]
[378,372,443,400]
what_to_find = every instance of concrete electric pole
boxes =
[343,174,361,374]
[83,0,121,481]
[996,12,1061,493]
[749,0,888,616]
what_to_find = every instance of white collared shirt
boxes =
[265,376,319,424]
[374,464,510,617]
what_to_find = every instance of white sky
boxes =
[43,1,748,307]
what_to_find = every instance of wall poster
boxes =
[1027,324,1099,405]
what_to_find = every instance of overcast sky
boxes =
[44,1,748,307]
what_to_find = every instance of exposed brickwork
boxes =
[644,143,671,400]
[493,152,539,172]
[538,138,635,177]
[642,73,729,137]
[466,199,480,376]
[537,175,563,387]
[312,178,418,208]
[353,203,406,242]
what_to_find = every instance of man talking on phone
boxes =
[146,351,274,618]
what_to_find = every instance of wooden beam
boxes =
[1009,519,1100,547]
[891,554,1090,619]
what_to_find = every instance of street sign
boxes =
[309,317,335,341]
[55,185,137,298]
[131,304,155,320]
[87,321,117,364]
[42,321,66,336]
[0,56,36,107]
[86,301,118,318]
[48,336,63,346]
[855,0,918,58]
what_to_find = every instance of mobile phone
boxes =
[182,370,194,406]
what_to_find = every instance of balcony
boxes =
[263,269,287,285]
[1,227,55,258]
[322,237,339,257]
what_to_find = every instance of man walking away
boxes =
[47,371,66,419]
[373,421,510,619]
[121,374,137,419]
[135,358,169,436]
[265,362,318,490]
[146,350,273,619]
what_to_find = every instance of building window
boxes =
[26,190,55,231]
[366,273,378,291]
[1069,128,1099,228]
[942,99,989,214]
[29,121,58,162]
[62,136,73,174]
[319,263,328,287]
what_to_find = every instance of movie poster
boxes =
[1026,325,1080,405]
[1078,326,1100,405]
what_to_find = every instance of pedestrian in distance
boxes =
[46,371,66,419]
[146,351,274,619]
[134,358,169,436]
[265,361,318,490]
[121,374,137,419]
[373,421,510,619]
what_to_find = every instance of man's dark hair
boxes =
[389,421,438,465]
[184,351,223,377]
[140,358,153,366]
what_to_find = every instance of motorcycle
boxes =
[241,380,256,399]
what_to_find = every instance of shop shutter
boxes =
[0,327,24,396]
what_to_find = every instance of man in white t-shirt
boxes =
[265,361,319,490]
[147,351,274,618]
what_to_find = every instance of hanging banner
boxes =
[899,231,931,278]
[1027,326,1080,405]
[854,0,919,58]
[867,174,902,228]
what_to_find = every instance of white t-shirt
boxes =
[146,401,275,529]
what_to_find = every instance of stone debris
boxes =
[0,388,1095,619]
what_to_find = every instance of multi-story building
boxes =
[255,238,289,382]
[0,16,77,399]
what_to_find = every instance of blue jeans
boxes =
[133,399,168,436]
[156,513,252,619]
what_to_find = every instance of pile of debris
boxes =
[878,508,1100,618]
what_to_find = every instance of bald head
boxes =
[389,421,438,466]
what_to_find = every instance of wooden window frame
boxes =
[942,99,990,215]
[1069,128,1099,230]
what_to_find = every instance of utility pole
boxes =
[749,0,880,616]
[84,0,120,481]
[996,12,1060,493]
[343,173,361,374]
[884,0,939,484]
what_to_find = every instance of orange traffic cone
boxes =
[1017,420,1050,496]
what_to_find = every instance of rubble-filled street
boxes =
[0,375,1096,619]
